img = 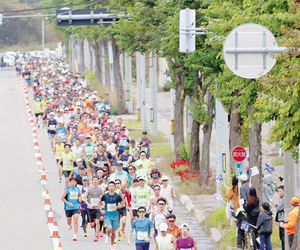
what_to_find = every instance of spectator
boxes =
[225,175,239,211]
[280,197,299,249]
[231,199,247,249]
[244,187,260,250]
[271,185,285,250]
[263,175,275,207]
[239,174,249,201]
[257,202,273,250]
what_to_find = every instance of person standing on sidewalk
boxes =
[176,223,197,250]
[239,174,249,201]
[256,202,273,250]
[280,197,299,249]
[271,185,285,250]
[127,206,155,250]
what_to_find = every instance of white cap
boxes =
[139,176,146,181]
[107,119,113,123]
[93,91,98,94]
[76,158,83,163]
[76,102,81,106]
[92,95,97,98]
[161,175,169,181]
[137,162,143,166]
[180,223,189,230]
[239,174,248,181]
[160,223,168,232]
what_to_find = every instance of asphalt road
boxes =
[0,68,216,250]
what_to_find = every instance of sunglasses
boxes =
[158,203,165,206]
[128,168,133,170]
[133,180,139,182]
[154,189,160,191]
[138,210,146,213]
[162,180,168,182]
[168,220,175,222]
[115,182,121,185]
[141,154,146,156]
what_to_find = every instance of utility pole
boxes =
[149,52,158,136]
[42,18,45,52]
[125,53,133,113]
[170,89,176,151]
[136,52,142,120]
[101,45,106,86]
[140,53,147,131]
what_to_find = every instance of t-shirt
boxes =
[61,152,76,171]
[168,225,180,239]
[101,192,122,217]
[64,186,80,210]
[79,126,93,136]
[82,143,96,158]
[131,218,154,243]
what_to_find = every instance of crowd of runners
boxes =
[17,57,198,250]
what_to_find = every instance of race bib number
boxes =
[64,160,71,167]
[122,161,128,166]
[141,147,148,153]
[181,248,192,250]
[155,219,164,229]
[105,105,110,110]
[120,138,127,146]
[69,191,78,199]
[107,203,116,212]
[139,199,147,206]
[137,231,148,241]
[58,133,64,138]
[49,125,55,130]
[98,161,105,167]
[91,198,99,206]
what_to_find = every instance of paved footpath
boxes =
[0,68,216,250]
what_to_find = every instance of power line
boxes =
[0,0,104,14]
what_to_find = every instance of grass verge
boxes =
[123,120,150,129]
[271,157,284,166]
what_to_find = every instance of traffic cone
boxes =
[37,150,42,165]
[41,168,47,181]
[32,127,37,137]
[43,190,51,205]
[34,137,39,150]
[58,242,62,250]
[47,207,54,223]
[50,221,60,238]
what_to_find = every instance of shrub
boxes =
[177,136,190,161]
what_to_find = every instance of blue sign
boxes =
[240,221,250,232]
[215,174,224,183]
[264,163,275,173]
[236,163,242,178]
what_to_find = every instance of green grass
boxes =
[151,144,173,158]
[218,228,237,250]
[271,223,282,247]
[205,207,230,230]
[129,129,168,143]
[123,120,150,129]
[271,157,284,166]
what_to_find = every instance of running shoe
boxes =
[122,230,126,238]
[99,231,104,237]
[73,235,77,241]
[94,236,98,242]
[114,239,117,244]
[117,235,122,241]
[105,235,109,244]
[68,225,72,230]
[58,178,62,183]
[83,232,88,237]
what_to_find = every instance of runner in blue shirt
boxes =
[127,206,155,250]
[61,177,82,241]
[100,180,124,250]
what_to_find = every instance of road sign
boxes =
[236,162,242,178]
[223,23,278,79]
[232,146,247,162]
[56,8,131,26]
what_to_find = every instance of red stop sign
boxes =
[232,146,247,162]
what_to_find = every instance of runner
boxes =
[160,175,176,214]
[167,214,180,239]
[46,112,56,151]
[127,206,155,250]
[80,176,90,237]
[33,97,43,128]
[90,143,110,174]
[57,143,76,187]
[151,198,169,236]
[115,179,131,241]
[138,130,152,159]
[103,93,114,115]
[99,180,124,250]
[52,137,65,183]
[176,223,197,250]
[129,177,140,223]
[154,223,177,250]
[61,177,81,241]
[82,135,97,179]
[82,175,104,242]
[110,161,128,188]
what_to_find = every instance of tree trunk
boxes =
[199,86,214,186]
[291,208,300,250]
[103,39,110,87]
[111,36,129,115]
[248,104,263,202]
[229,90,241,172]
[189,71,201,173]
[94,39,101,83]
[168,59,185,160]
[88,38,93,71]
[77,39,85,74]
